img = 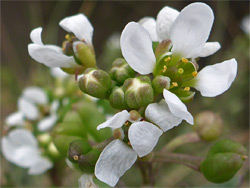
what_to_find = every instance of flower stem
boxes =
[162,132,200,152]
[154,152,203,172]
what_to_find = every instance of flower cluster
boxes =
[2,2,240,188]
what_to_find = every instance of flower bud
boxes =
[68,139,92,163]
[48,142,60,158]
[53,135,86,156]
[78,148,101,173]
[109,86,127,110]
[201,139,247,183]
[123,76,154,109]
[194,111,223,142]
[109,58,135,83]
[129,110,141,122]
[73,41,96,69]
[53,122,87,138]
[78,68,112,99]
[152,75,171,94]
[38,133,51,146]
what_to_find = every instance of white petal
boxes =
[156,6,179,41]
[14,147,41,167]
[120,22,156,75]
[95,139,137,187]
[78,174,98,188]
[38,115,57,132]
[28,157,52,175]
[5,112,24,127]
[23,86,48,105]
[170,3,214,58]
[30,27,43,45]
[28,43,79,68]
[50,100,60,114]
[145,100,182,132]
[1,137,19,163]
[241,14,250,35]
[18,97,39,120]
[97,110,130,130]
[138,17,158,41]
[197,42,221,58]
[8,129,38,148]
[163,89,194,125]
[59,14,93,44]
[50,67,69,79]
[194,58,237,97]
[128,122,163,157]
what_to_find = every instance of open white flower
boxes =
[1,129,52,175]
[28,14,93,70]
[138,3,221,58]
[121,3,222,75]
[95,101,193,187]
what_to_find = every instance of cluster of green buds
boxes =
[78,58,157,110]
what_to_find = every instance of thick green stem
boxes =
[154,152,203,171]
[162,132,200,152]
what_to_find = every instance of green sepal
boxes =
[109,86,128,110]
[171,88,195,103]
[154,40,171,59]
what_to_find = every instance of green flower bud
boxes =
[63,111,82,124]
[129,110,141,122]
[74,42,96,69]
[109,58,135,83]
[53,135,85,156]
[207,139,247,157]
[194,111,223,142]
[37,133,51,146]
[78,148,101,173]
[109,86,127,110]
[152,75,171,94]
[68,139,92,163]
[123,76,154,109]
[78,68,112,99]
[53,122,87,138]
[201,139,247,183]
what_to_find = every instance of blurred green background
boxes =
[1,1,249,187]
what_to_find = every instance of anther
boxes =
[127,141,131,146]
[172,82,178,87]
[184,87,190,91]
[162,65,167,73]
[65,34,72,42]
[164,57,171,62]
[178,68,184,74]
[73,155,79,161]
[124,121,129,126]
[181,58,189,63]
[192,71,198,77]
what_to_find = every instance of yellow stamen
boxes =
[162,65,167,73]
[65,34,72,42]
[178,68,184,74]
[164,57,171,62]
[172,82,178,87]
[184,87,190,91]
[192,71,198,77]
[128,141,131,146]
[125,121,129,126]
[73,155,79,161]
[182,58,189,63]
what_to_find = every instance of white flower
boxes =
[121,3,222,75]
[28,14,93,69]
[139,3,221,58]
[1,129,52,175]
[5,112,24,127]
[50,67,69,79]
[95,102,193,187]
